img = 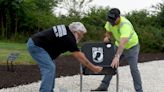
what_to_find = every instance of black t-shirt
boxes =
[31,25,79,59]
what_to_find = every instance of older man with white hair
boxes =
[27,22,103,92]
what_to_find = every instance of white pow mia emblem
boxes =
[92,47,103,63]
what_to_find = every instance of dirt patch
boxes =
[0,53,164,89]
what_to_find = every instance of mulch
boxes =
[0,53,164,89]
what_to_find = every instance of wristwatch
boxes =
[115,54,120,58]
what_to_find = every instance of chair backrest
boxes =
[81,42,116,75]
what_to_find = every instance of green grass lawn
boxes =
[0,41,35,65]
[0,41,72,65]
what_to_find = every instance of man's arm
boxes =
[111,37,128,68]
[72,51,103,73]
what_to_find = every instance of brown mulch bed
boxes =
[0,53,164,89]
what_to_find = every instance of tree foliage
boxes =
[125,8,164,52]
[153,1,164,27]
[0,0,58,41]
[56,0,93,16]
[0,0,164,52]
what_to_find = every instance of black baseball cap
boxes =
[107,8,120,25]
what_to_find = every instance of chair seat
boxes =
[83,66,117,75]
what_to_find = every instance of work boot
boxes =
[91,87,107,91]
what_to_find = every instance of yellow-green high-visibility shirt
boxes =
[104,16,139,49]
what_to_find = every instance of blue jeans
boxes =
[100,44,143,92]
[27,38,56,92]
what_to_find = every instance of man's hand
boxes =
[72,51,103,74]
[103,32,112,43]
[93,66,103,74]
[103,36,110,43]
[111,57,120,68]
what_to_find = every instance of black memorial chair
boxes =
[80,42,119,92]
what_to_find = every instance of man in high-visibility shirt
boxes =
[91,8,143,92]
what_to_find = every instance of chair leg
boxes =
[7,60,9,71]
[116,69,119,92]
[11,62,14,72]
[80,74,83,92]
[80,65,83,92]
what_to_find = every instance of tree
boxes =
[0,0,23,38]
[0,0,58,40]
[125,10,151,27]
[81,7,110,41]
[34,0,57,12]
[56,0,93,16]
[152,1,164,27]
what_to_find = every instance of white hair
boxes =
[69,22,87,33]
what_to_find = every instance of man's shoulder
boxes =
[104,22,112,30]
[120,16,132,24]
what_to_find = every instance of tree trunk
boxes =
[14,14,18,38]
[0,8,5,38]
